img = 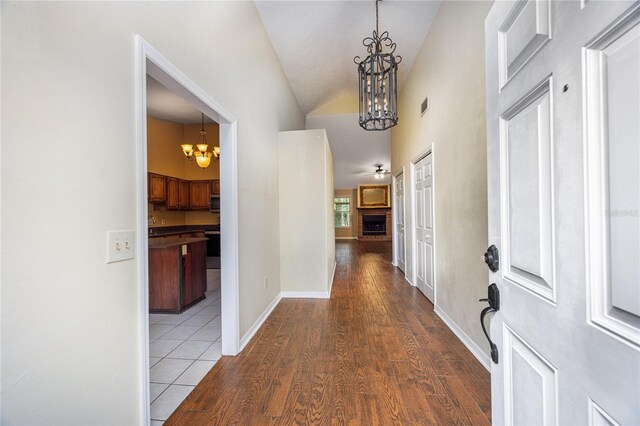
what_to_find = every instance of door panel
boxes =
[584,10,640,345]
[486,1,640,425]
[499,0,551,87]
[503,324,557,425]
[414,153,434,302]
[501,79,555,301]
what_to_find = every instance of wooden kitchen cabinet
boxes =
[148,238,207,313]
[148,172,214,210]
[179,180,189,210]
[166,177,179,210]
[189,181,211,210]
[148,173,166,203]
[183,240,207,306]
[165,177,191,211]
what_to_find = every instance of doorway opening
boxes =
[411,147,436,304]
[135,36,239,425]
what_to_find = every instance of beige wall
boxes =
[1,2,304,424]
[391,1,492,356]
[146,116,220,226]
[307,90,358,116]
[278,130,335,294]
[334,188,358,239]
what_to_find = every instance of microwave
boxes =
[210,194,220,212]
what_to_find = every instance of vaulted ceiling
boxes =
[255,0,441,114]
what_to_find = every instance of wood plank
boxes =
[164,240,491,425]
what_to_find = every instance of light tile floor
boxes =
[149,269,221,423]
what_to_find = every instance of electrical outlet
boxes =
[263,277,268,289]
[161,218,166,225]
[106,230,135,263]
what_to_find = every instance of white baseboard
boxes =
[281,291,330,299]
[335,237,357,240]
[404,274,414,286]
[328,261,336,296]
[434,306,491,372]
[239,292,282,352]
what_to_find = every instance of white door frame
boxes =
[391,167,405,268]
[134,35,240,425]
[410,145,437,307]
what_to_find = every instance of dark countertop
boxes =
[148,237,208,249]
[149,224,220,236]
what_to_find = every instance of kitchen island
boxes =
[149,236,207,313]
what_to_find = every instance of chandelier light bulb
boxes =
[181,144,194,157]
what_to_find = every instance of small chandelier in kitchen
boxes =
[181,113,220,169]
[354,0,402,131]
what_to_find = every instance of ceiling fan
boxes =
[373,164,391,180]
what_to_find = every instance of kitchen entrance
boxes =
[135,37,240,425]
[146,92,222,422]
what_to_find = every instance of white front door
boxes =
[485,1,639,424]
[394,172,406,272]
[414,153,434,302]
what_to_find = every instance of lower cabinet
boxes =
[149,239,207,313]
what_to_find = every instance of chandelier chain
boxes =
[376,0,379,35]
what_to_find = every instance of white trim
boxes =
[391,167,406,273]
[134,36,151,426]
[134,35,240,425]
[335,237,357,240]
[410,161,417,288]
[588,398,621,426]
[392,172,398,266]
[329,261,337,296]
[404,274,413,286]
[239,292,282,352]
[434,306,491,371]
[281,291,331,299]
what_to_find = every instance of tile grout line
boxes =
[149,274,223,421]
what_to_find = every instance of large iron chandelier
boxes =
[354,0,402,131]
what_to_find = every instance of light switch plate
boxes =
[106,230,135,263]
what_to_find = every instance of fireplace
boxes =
[363,215,386,235]
[357,208,391,241]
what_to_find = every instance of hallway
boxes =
[166,240,491,424]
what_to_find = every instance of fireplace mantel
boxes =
[357,208,392,241]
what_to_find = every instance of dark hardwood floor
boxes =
[166,240,491,425]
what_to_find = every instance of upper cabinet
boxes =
[212,179,220,195]
[149,173,217,210]
[148,173,166,203]
[189,180,211,210]
[166,177,179,210]
[179,180,190,210]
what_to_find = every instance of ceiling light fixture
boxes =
[375,164,386,180]
[354,0,402,131]
[181,113,219,169]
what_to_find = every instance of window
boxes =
[334,196,351,228]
